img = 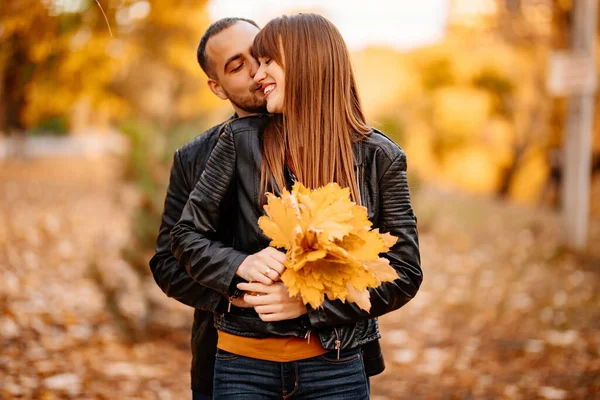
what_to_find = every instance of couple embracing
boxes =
[150,13,422,400]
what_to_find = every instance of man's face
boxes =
[206,22,266,115]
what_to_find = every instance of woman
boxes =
[172,13,422,399]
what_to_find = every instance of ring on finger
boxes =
[264,267,271,276]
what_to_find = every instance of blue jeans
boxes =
[212,348,370,399]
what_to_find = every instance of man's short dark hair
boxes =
[197,17,260,79]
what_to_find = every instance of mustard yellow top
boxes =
[217,330,328,362]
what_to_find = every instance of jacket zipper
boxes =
[333,327,341,359]
[226,291,242,312]
[305,329,311,344]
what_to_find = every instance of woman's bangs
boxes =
[252,21,282,62]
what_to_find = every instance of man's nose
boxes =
[249,57,260,78]
[253,64,266,83]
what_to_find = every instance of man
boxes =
[150,17,388,400]
[149,17,266,399]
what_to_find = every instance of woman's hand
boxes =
[237,282,308,322]
[230,296,252,308]
[235,247,286,285]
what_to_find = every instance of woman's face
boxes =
[254,57,285,114]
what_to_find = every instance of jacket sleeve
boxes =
[307,150,422,328]
[170,126,248,297]
[148,150,222,311]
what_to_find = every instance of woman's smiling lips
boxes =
[263,83,276,98]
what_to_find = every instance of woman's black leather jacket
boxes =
[171,115,422,364]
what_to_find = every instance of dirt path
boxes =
[0,157,194,399]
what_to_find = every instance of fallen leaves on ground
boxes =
[1,157,599,399]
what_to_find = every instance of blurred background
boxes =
[1,0,599,398]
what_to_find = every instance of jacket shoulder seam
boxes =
[363,131,404,165]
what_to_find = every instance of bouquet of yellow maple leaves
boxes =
[258,182,399,312]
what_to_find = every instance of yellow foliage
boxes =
[508,147,549,204]
[258,182,399,311]
[440,145,503,193]
[358,27,559,204]
[403,123,439,180]
[1,0,213,130]
[482,117,516,168]
[351,48,416,116]
[432,87,493,140]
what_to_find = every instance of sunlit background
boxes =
[1,0,599,398]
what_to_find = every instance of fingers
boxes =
[240,283,288,306]
[230,296,253,308]
[262,246,287,262]
[262,247,287,270]
[237,282,271,293]
[238,281,287,293]
[263,267,281,282]
[257,302,308,322]
[250,264,273,285]
[243,293,272,306]
[236,280,308,321]
[254,304,284,314]
[237,248,287,284]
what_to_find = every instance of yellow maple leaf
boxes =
[338,231,387,261]
[281,268,325,308]
[350,204,373,231]
[259,182,399,310]
[316,259,348,286]
[372,229,398,250]
[299,183,355,241]
[364,258,398,284]
[258,191,302,249]
[348,267,378,291]
[281,269,300,297]
[346,284,372,312]
[292,181,312,197]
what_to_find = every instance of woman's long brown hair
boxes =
[253,14,371,203]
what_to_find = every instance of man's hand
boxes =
[237,282,308,322]
[236,247,286,285]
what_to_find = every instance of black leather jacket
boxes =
[149,116,411,396]
[170,115,422,367]
[149,120,233,395]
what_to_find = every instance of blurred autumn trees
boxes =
[357,0,599,204]
[0,0,216,135]
[1,0,598,205]
[0,1,221,329]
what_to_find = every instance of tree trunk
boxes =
[497,144,526,198]
[5,35,29,134]
[0,39,10,136]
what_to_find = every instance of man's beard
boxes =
[223,87,267,114]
